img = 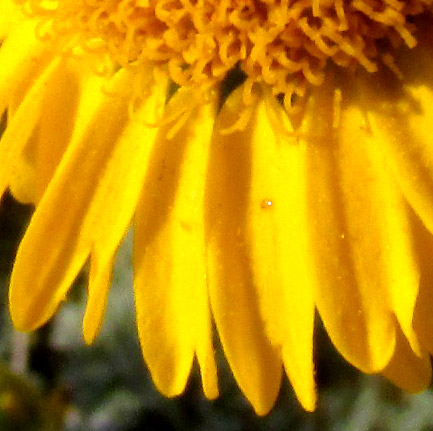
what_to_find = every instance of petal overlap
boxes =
[10,69,167,334]
[206,87,283,415]
[244,87,316,411]
[300,73,422,373]
[133,88,218,399]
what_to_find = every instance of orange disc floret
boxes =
[16,0,433,99]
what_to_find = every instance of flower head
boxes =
[1,0,433,415]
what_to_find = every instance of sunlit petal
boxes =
[245,87,316,411]
[134,87,218,398]
[0,56,60,199]
[10,69,167,332]
[206,86,282,415]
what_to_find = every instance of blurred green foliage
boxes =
[0,192,433,431]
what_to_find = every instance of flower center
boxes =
[18,0,432,99]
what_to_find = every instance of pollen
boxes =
[17,0,432,101]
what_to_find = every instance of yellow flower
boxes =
[1,0,433,416]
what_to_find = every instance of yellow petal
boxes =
[340,76,421,357]
[0,0,22,39]
[246,87,316,411]
[355,48,433,356]
[83,76,167,343]
[302,74,398,373]
[82,254,113,345]
[133,88,218,399]
[206,86,282,415]
[381,325,431,393]
[412,213,433,356]
[34,60,84,202]
[8,132,38,204]
[9,57,82,204]
[1,56,61,200]
[0,20,49,114]
[10,69,166,332]
[363,34,433,235]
